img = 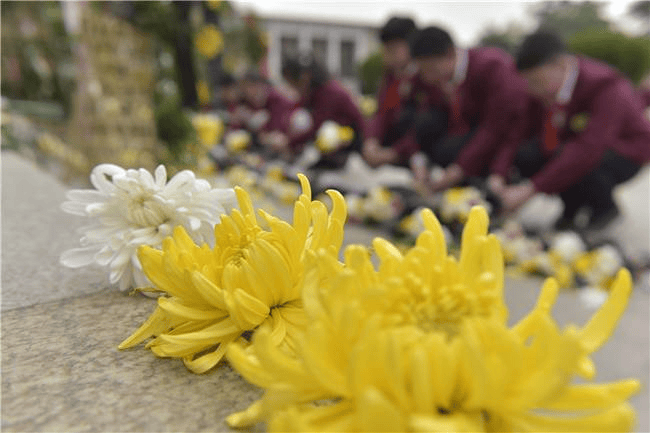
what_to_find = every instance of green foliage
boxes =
[243,25,266,64]
[532,1,610,40]
[1,1,75,113]
[154,95,195,159]
[125,2,181,47]
[359,51,383,96]
[478,26,526,55]
[569,29,650,84]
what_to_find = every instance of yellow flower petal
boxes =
[577,269,633,353]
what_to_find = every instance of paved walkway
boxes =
[2,150,648,432]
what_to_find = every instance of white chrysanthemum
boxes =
[60,164,236,291]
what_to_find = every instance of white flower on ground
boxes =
[60,164,236,291]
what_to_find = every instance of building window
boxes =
[311,38,328,69]
[340,40,356,78]
[280,35,299,64]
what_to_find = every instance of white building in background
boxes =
[262,15,379,93]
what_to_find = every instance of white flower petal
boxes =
[65,189,107,204]
[115,264,130,289]
[579,287,609,310]
[61,201,89,216]
[94,246,116,266]
[128,227,160,246]
[187,216,201,231]
[86,203,108,217]
[113,175,140,191]
[81,226,119,243]
[164,170,195,193]
[138,168,156,190]
[154,165,167,188]
[61,246,100,268]
[90,164,124,193]
[112,249,134,270]
[194,179,211,191]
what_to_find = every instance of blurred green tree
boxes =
[532,1,610,39]
[478,23,527,55]
[359,51,383,96]
[569,29,650,84]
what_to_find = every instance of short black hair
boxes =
[516,31,567,71]
[410,26,455,58]
[281,53,329,88]
[379,16,417,43]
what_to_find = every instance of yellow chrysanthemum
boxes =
[196,80,211,106]
[119,174,347,373]
[440,186,490,223]
[227,207,639,431]
[193,114,224,148]
[195,25,224,59]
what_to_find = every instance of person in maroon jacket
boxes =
[640,73,650,111]
[406,26,529,192]
[216,73,246,130]
[499,31,650,230]
[240,69,294,152]
[362,16,418,168]
[279,55,366,169]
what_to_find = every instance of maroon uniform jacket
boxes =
[226,101,245,130]
[243,88,294,134]
[524,57,650,194]
[365,70,417,160]
[405,47,529,176]
[641,88,650,108]
[289,79,365,152]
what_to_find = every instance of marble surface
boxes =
[2,152,107,311]
[2,290,264,433]
[2,150,648,432]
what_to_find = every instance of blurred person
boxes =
[281,54,366,169]
[362,16,419,168]
[407,26,529,193]
[640,73,650,110]
[216,73,247,129]
[499,31,650,230]
[240,69,294,152]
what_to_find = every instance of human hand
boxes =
[410,152,432,194]
[430,164,464,192]
[487,175,506,195]
[500,181,535,214]
[362,139,397,167]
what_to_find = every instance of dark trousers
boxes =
[377,106,417,168]
[514,138,641,218]
[414,108,475,168]
[382,106,416,146]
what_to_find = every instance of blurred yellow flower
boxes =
[227,207,639,432]
[193,114,224,148]
[359,95,378,117]
[206,0,222,11]
[119,174,347,373]
[195,25,224,58]
[440,186,490,223]
[225,130,252,153]
[315,121,354,153]
[196,80,211,106]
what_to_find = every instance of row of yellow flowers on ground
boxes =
[61,165,639,432]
